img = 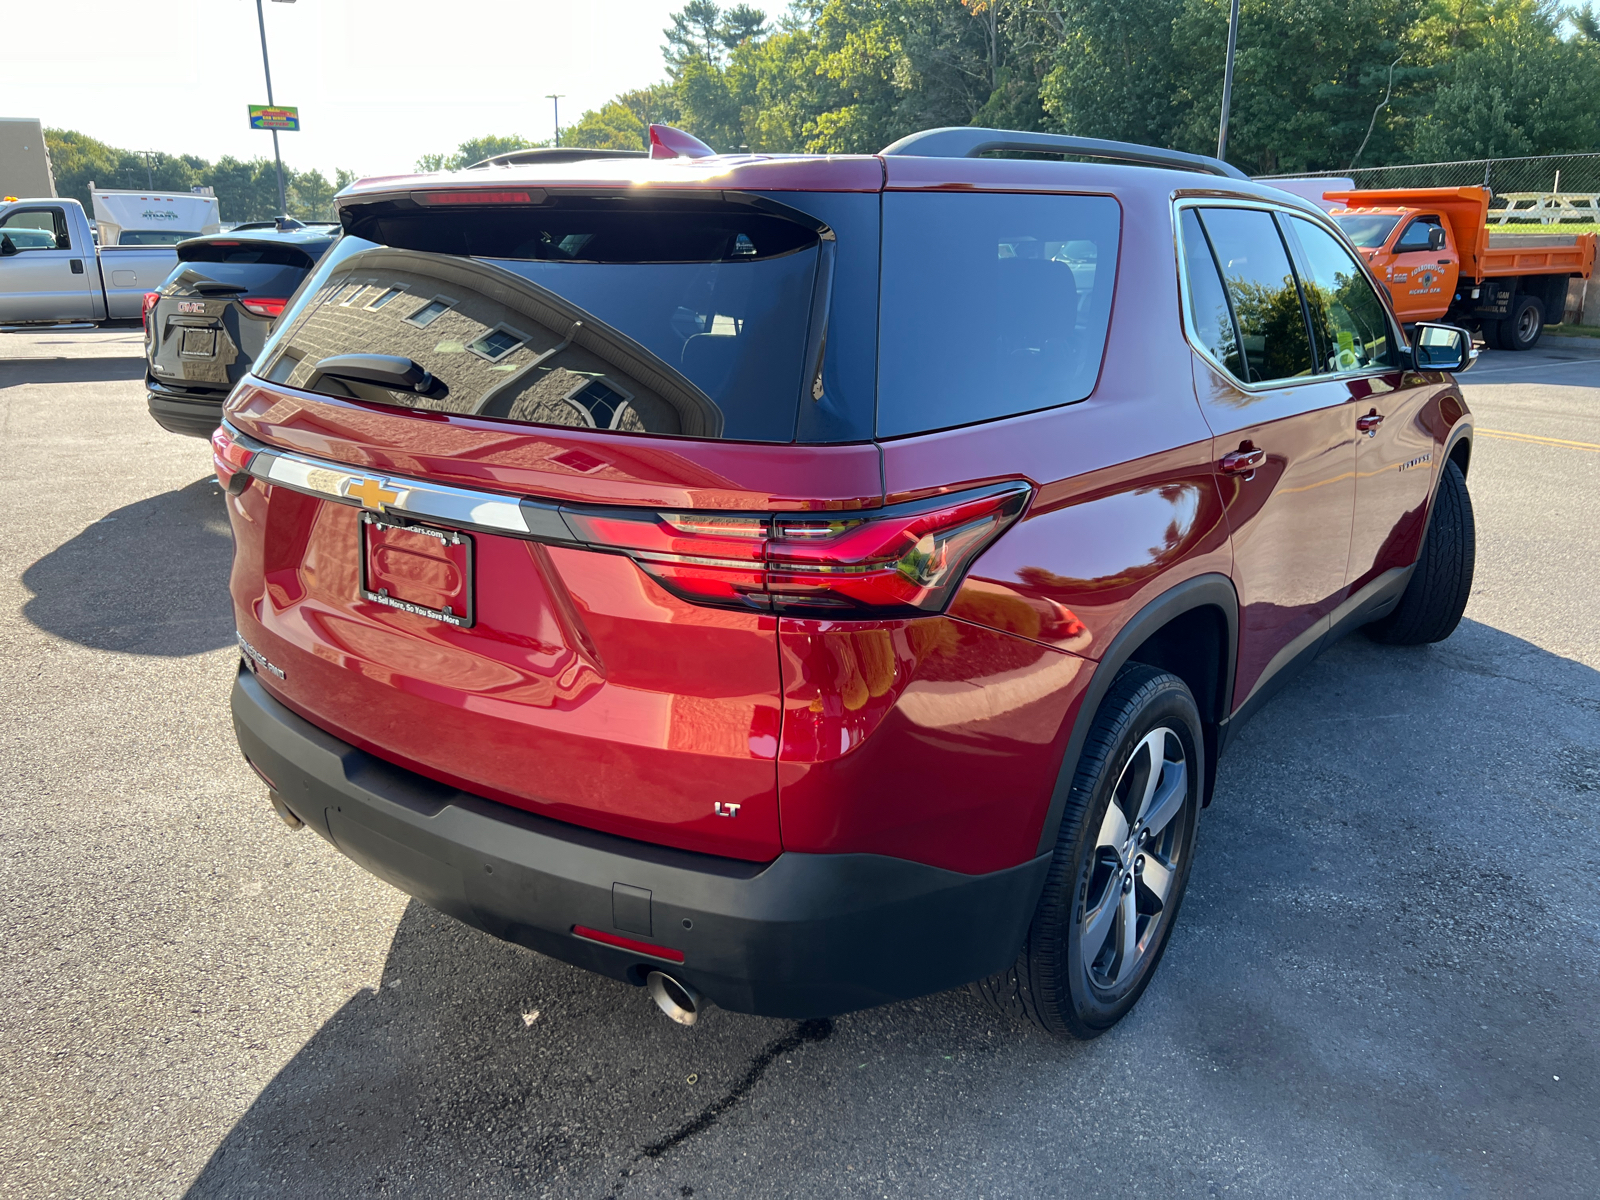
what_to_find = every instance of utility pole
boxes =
[547,95,565,147]
[255,0,290,215]
[1217,0,1241,163]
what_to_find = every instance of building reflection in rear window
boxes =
[258,202,824,442]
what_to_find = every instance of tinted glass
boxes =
[1179,209,1245,379]
[1333,214,1399,248]
[1194,208,1314,384]
[876,192,1120,437]
[118,230,198,245]
[180,240,324,268]
[261,201,823,442]
[1393,216,1442,252]
[169,261,310,299]
[1286,217,1394,372]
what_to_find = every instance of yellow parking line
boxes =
[1477,428,1600,452]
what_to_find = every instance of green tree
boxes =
[415,133,537,172]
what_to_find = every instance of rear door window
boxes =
[1282,217,1395,372]
[259,199,830,443]
[1190,207,1314,384]
[876,192,1120,437]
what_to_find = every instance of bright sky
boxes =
[11,0,689,181]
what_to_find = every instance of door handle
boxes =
[1356,409,1384,436]
[1219,444,1265,475]
[1437,258,1453,266]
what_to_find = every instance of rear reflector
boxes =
[211,425,255,488]
[561,481,1032,618]
[240,297,288,318]
[572,925,686,964]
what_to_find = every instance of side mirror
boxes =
[1413,323,1475,372]
[0,235,16,256]
[1428,226,1447,251]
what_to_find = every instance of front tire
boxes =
[971,665,1202,1039]
[1366,459,1475,645]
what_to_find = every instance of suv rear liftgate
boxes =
[219,178,1054,1015]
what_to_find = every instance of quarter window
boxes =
[1179,210,1245,380]
[876,191,1121,437]
[1190,207,1314,384]
[1285,217,1394,372]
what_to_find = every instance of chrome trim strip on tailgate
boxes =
[228,422,573,540]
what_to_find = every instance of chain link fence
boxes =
[1260,153,1600,226]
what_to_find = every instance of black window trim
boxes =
[1173,196,1402,392]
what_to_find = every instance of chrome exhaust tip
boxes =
[646,970,701,1026]
[267,789,304,829]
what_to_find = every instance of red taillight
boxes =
[562,482,1031,618]
[240,297,288,318]
[141,291,160,330]
[211,425,255,488]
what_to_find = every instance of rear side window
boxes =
[118,230,198,246]
[876,192,1120,437]
[260,199,829,442]
[1189,207,1314,384]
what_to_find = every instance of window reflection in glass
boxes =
[1194,208,1314,384]
[1179,209,1245,379]
[1287,217,1393,373]
[262,248,727,437]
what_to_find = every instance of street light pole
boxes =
[547,94,565,148]
[255,0,289,215]
[1217,0,1241,163]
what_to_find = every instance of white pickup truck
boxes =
[0,196,177,324]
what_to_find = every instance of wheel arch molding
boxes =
[1033,573,1238,857]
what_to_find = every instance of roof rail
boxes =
[879,127,1249,181]
[469,147,647,169]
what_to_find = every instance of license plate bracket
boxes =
[359,513,475,628]
[179,327,217,357]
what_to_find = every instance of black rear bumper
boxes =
[147,383,225,439]
[231,667,1049,1018]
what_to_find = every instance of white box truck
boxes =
[90,186,222,246]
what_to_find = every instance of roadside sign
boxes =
[249,105,300,132]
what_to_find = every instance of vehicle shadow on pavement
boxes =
[181,619,1600,1199]
[0,355,146,387]
[22,476,235,656]
[181,897,1052,1200]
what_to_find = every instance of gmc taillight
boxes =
[141,291,160,330]
[561,482,1032,618]
[240,297,288,318]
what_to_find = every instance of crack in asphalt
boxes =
[636,1018,834,1164]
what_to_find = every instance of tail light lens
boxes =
[211,425,256,488]
[141,291,160,330]
[240,297,288,318]
[561,482,1031,618]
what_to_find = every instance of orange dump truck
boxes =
[1324,186,1596,350]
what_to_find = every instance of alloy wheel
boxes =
[1078,726,1188,993]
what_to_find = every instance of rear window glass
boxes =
[260,200,824,442]
[118,230,198,246]
[180,240,324,268]
[171,260,311,298]
[875,192,1120,437]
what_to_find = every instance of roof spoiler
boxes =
[469,147,647,169]
[879,127,1249,180]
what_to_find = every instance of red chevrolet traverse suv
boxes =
[216,126,1476,1039]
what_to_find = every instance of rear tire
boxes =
[1365,459,1474,645]
[971,665,1202,1040]
[1499,293,1544,351]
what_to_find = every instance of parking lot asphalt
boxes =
[1,327,1597,1199]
